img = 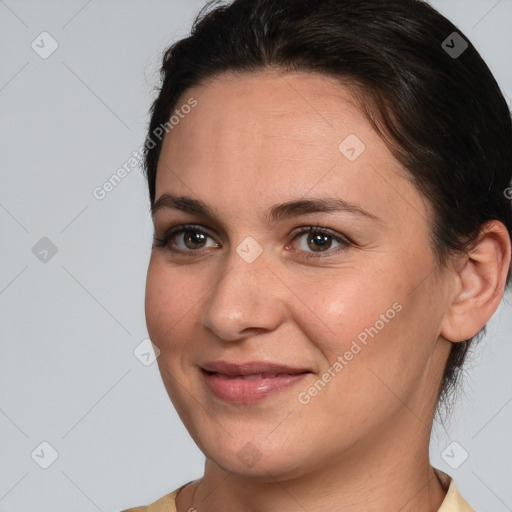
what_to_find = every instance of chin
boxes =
[197,432,318,481]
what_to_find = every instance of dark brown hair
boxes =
[142,0,512,410]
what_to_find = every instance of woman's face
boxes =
[145,70,454,479]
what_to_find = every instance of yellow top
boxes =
[121,469,474,512]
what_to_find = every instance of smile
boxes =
[201,367,311,404]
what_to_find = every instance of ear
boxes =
[440,220,511,342]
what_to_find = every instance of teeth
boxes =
[214,372,282,379]
[244,373,278,379]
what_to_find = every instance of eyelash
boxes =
[153,224,353,259]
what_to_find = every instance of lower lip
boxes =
[201,369,310,404]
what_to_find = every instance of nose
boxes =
[201,242,286,342]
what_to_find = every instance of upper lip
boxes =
[201,360,311,376]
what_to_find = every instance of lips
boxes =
[200,360,312,403]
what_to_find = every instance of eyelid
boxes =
[153,224,218,251]
[287,225,353,258]
[290,225,354,245]
[153,223,353,257]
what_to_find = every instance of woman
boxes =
[123,0,512,510]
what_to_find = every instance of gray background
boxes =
[0,0,511,511]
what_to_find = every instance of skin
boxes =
[144,69,511,512]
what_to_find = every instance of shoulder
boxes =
[435,468,476,512]
[120,484,185,512]
[122,474,477,512]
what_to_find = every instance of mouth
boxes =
[202,371,308,380]
[200,360,312,403]
[200,360,311,376]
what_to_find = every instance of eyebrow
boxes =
[151,193,381,224]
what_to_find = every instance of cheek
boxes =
[144,259,167,341]
[145,258,200,413]
[291,265,402,362]
[309,261,442,400]
[295,249,440,393]
[145,257,197,350]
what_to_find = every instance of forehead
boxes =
[168,69,370,151]
[155,69,428,228]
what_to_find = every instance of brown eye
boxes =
[153,225,220,253]
[290,226,351,258]
[306,233,333,252]
[181,230,208,250]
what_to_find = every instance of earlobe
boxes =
[440,220,511,343]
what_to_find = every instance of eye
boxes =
[288,225,352,258]
[153,224,219,253]
[153,224,352,258]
